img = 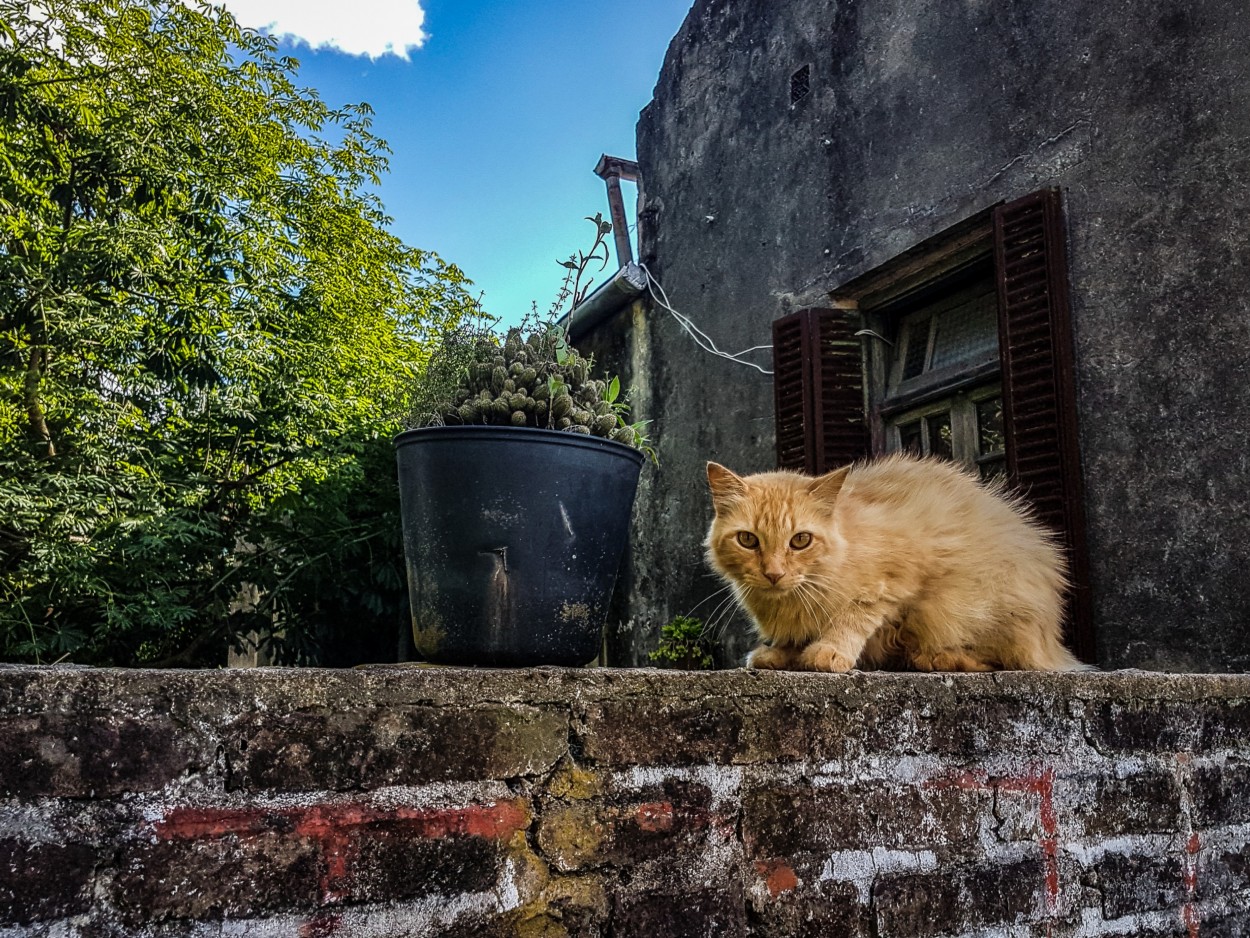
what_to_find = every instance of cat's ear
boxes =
[808,465,852,502]
[707,462,747,513]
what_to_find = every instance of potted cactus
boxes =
[395,304,649,667]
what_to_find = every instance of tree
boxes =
[0,0,476,665]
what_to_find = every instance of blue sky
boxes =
[218,0,694,326]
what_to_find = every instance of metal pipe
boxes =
[604,174,632,266]
[594,154,639,268]
[564,262,648,341]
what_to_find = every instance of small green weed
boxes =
[648,615,715,670]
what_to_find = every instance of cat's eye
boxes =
[790,532,813,550]
[736,531,759,549]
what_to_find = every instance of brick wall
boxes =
[3,665,1249,936]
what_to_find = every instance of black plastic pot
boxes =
[394,425,644,666]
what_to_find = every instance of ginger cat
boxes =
[704,455,1085,672]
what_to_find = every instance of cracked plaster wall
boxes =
[582,0,1250,670]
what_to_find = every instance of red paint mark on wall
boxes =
[932,769,992,791]
[1175,751,1201,938]
[156,799,529,843]
[629,799,734,841]
[755,859,799,898]
[151,799,529,904]
[1181,830,1201,938]
[635,801,675,833]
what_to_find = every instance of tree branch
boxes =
[24,348,55,459]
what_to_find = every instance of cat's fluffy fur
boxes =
[705,455,1084,672]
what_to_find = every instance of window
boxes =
[876,259,1005,481]
[772,189,1093,662]
[889,386,1005,482]
[790,65,811,105]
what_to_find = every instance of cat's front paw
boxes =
[910,650,997,672]
[798,642,856,673]
[746,644,795,670]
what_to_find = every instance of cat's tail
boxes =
[1036,641,1099,672]
[1055,654,1099,672]
[1003,620,1098,671]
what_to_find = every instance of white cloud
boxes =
[217,0,427,59]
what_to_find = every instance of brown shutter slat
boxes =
[994,188,1094,663]
[773,308,869,474]
[773,313,811,472]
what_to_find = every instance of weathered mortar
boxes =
[3,664,1250,935]
[588,0,1250,670]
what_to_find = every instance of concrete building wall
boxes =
[593,0,1250,670]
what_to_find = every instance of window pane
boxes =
[976,396,1005,457]
[901,319,929,380]
[926,412,953,460]
[979,458,1007,484]
[898,421,922,456]
[929,289,998,370]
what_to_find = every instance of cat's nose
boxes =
[764,571,784,584]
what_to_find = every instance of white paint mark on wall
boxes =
[612,764,745,811]
[818,847,938,904]
[1059,832,1176,866]
[496,858,522,911]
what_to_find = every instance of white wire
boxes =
[854,328,895,346]
[639,263,774,375]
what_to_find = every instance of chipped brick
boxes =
[226,705,567,792]
[743,781,990,862]
[1084,852,1186,919]
[873,857,1045,937]
[0,712,200,797]
[0,839,96,924]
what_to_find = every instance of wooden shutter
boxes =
[773,313,810,471]
[773,308,869,474]
[993,189,1094,663]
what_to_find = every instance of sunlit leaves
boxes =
[0,0,476,665]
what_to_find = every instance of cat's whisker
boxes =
[794,584,826,629]
[709,582,757,638]
[682,584,735,617]
[703,595,735,631]
[700,585,734,618]
[795,574,850,607]
[798,580,836,611]
[707,587,747,638]
[795,571,842,590]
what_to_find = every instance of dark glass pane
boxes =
[926,412,953,460]
[898,421,922,456]
[929,288,998,370]
[901,319,930,380]
[979,457,1007,484]
[976,396,1005,457]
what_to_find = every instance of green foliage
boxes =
[0,0,477,665]
[648,615,715,670]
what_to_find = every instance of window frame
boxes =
[888,381,1004,470]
